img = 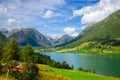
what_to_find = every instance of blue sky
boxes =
[0,0,120,38]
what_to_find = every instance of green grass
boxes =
[37,64,119,80]
[55,41,120,56]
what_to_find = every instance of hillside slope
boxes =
[59,10,120,48]
[38,64,119,80]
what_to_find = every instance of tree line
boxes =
[0,38,73,80]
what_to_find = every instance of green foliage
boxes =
[10,63,39,80]
[0,42,3,60]
[0,38,73,80]
[21,45,34,63]
[23,63,39,80]
[0,39,21,76]
[0,40,39,80]
[61,61,71,69]
[0,64,2,75]
[2,38,20,63]
[78,67,96,73]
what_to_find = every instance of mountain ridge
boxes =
[53,34,74,46]
[57,10,120,48]
[7,28,52,48]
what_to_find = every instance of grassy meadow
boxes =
[55,42,120,55]
[37,64,120,80]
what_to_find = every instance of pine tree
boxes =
[21,45,34,63]
[2,38,20,63]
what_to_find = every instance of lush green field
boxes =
[37,64,119,80]
[55,41,120,55]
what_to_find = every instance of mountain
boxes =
[9,28,52,48]
[0,32,8,43]
[0,28,11,37]
[44,35,56,46]
[54,34,73,46]
[58,10,120,48]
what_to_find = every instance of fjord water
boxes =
[41,52,120,77]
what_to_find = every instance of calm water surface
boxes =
[40,52,120,77]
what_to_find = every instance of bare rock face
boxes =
[8,28,52,48]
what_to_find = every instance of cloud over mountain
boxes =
[72,0,120,24]
[64,27,78,37]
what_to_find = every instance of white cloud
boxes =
[54,13,62,17]
[43,10,63,19]
[64,27,75,34]
[71,33,79,37]
[0,0,65,27]
[0,4,7,14]
[72,0,120,24]
[43,10,53,19]
[44,25,50,28]
[39,0,65,9]
[7,18,16,24]
[7,18,21,26]
[47,34,62,39]
[64,27,78,37]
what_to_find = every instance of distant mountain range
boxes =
[0,28,52,48]
[53,34,74,46]
[9,28,53,48]
[0,28,74,48]
[58,10,120,48]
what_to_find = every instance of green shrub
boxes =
[10,63,39,80]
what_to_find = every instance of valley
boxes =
[1,10,120,56]
[0,3,120,80]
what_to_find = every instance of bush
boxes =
[10,63,39,80]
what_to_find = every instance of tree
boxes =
[21,45,34,63]
[2,38,20,63]
[0,42,3,60]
